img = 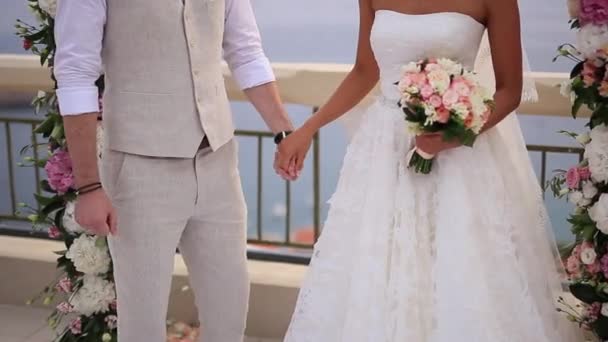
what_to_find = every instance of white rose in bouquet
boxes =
[63,201,86,234]
[71,275,115,316]
[569,191,592,207]
[401,62,421,74]
[37,0,57,17]
[585,125,608,183]
[66,235,111,275]
[590,194,608,234]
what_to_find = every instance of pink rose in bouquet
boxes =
[44,148,74,193]
[566,166,582,189]
[397,58,495,174]
[580,0,608,26]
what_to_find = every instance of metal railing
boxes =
[0,113,321,253]
[0,114,586,254]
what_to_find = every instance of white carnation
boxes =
[63,201,86,234]
[577,24,608,58]
[584,125,608,183]
[38,0,57,17]
[583,181,599,199]
[71,275,115,316]
[569,191,592,207]
[401,62,421,74]
[437,58,462,76]
[581,247,598,265]
[65,235,111,275]
[424,104,437,125]
[590,194,608,234]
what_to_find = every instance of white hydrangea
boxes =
[71,275,115,316]
[584,125,608,183]
[65,235,111,275]
[583,181,599,199]
[38,0,57,18]
[589,194,608,235]
[577,24,608,58]
[63,201,86,234]
[451,102,470,119]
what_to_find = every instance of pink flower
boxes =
[464,113,474,129]
[69,317,82,335]
[410,73,428,88]
[566,245,582,278]
[429,95,443,108]
[105,315,118,329]
[585,302,602,322]
[583,62,598,87]
[399,75,413,89]
[580,0,608,26]
[601,254,608,277]
[579,167,592,180]
[48,226,61,239]
[420,85,434,99]
[436,108,450,124]
[588,260,602,274]
[442,90,460,107]
[55,277,72,293]
[566,167,582,189]
[56,302,73,313]
[44,149,74,194]
[452,80,471,97]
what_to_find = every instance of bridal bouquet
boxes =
[397,58,495,174]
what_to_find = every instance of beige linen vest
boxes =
[102,0,233,158]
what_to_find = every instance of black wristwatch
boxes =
[274,131,292,145]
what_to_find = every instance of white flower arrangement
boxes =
[70,275,115,316]
[65,235,111,275]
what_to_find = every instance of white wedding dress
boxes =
[284,11,582,342]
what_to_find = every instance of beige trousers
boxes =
[101,139,249,342]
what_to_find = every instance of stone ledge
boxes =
[0,236,306,339]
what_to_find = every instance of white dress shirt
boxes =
[54,0,275,116]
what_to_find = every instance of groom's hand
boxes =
[75,189,117,236]
[275,129,313,180]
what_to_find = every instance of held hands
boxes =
[75,189,118,236]
[274,128,314,181]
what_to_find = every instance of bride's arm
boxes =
[276,0,379,172]
[481,0,524,131]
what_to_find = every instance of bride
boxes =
[275,0,583,341]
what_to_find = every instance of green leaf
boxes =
[95,237,107,248]
[50,123,65,141]
[570,283,604,304]
[34,115,56,135]
[594,315,608,339]
[34,193,57,206]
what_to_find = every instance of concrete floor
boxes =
[0,304,280,342]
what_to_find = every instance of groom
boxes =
[54,0,296,341]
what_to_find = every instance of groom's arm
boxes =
[222,0,293,135]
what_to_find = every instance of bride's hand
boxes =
[415,133,462,156]
[275,128,314,180]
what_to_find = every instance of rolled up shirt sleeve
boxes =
[223,0,275,90]
[54,0,106,115]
